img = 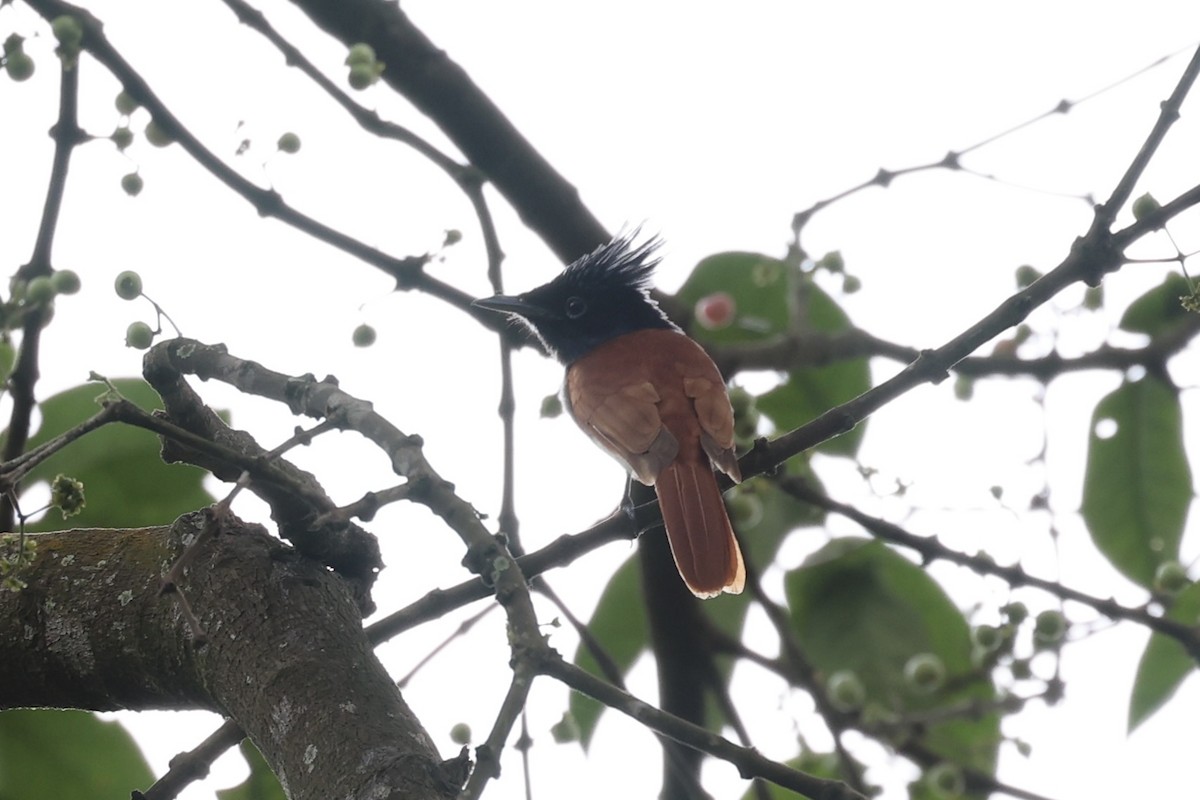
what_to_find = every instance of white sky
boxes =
[2,2,1199,799]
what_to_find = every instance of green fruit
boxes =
[549,711,581,744]
[826,669,866,712]
[114,270,143,300]
[1153,561,1189,595]
[352,323,376,347]
[121,172,144,197]
[1132,192,1161,222]
[448,722,471,745]
[348,63,378,90]
[111,126,134,151]
[277,132,301,154]
[115,90,139,115]
[51,16,84,50]
[1010,658,1032,680]
[1001,601,1028,624]
[5,51,34,82]
[144,119,172,147]
[841,274,862,294]
[972,624,1002,652]
[51,269,81,295]
[1033,609,1067,646]
[345,43,376,67]
[3,34,24,57]
[1015,265,1041,289]
[953,375,974,401]
[819,250,845,273]
[26,276,56,306]
[924,762,965,799]
[539,393,562,418]
[125,321,154,350]
[903,653,946,694]
[443,229,463,247]
[1015,265,1042,288]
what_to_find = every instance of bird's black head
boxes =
[473,233,678,364]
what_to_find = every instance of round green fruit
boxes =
[277,132,301,154]
[448,722,471,745]
[51,16,84,49]
[1132,192,1161,222]
[924,762,965,799]
[1033,609,1067,646]
[144,119,173,147]
[972,624,1002,652]
[352,323,377,347]
[1153,561,1189,595]
[348,63,378,90]
[346,43,376,67]
[539,393,563,418]
[111,126,134,151]
[826,669,866,712]
[1001,601,1029,624]
[125,321,154,350]
[820,250,845,273]
[5,51,34,82]
[26,276,56,306]
[114,270,143,300]
[1015,264,1041,289]
[903,653,946,694]
[51,269,81,295]
[121,173,144,197]
[115,90,139,115]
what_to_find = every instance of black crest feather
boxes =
[473,231,677,364]
[559,231,662,295]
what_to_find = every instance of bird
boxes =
[472,233,745,598]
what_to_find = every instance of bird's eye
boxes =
[565,296,587,318]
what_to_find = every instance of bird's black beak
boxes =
[472,294,553,321]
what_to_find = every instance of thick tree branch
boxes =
[0,514,453,800]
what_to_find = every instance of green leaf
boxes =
[569,554,647,748]
[756,283,869,456]
[14,379,215,530]
[1119,273,1194,336]
[1080,377,1191,587]
[676,252,868,455]
[570,469,820,745]
[676,252,793,346]
[217,741,286,800]
[0,709,154,798]
[785,539,998,773]
[1128,581,1200,731]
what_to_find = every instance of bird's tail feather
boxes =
[656,459,745,598]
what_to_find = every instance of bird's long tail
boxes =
[656,457,745,598]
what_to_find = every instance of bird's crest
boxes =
[558,231,662,295]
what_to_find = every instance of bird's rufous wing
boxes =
[566,372,678,485]
[680,359,741,483]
